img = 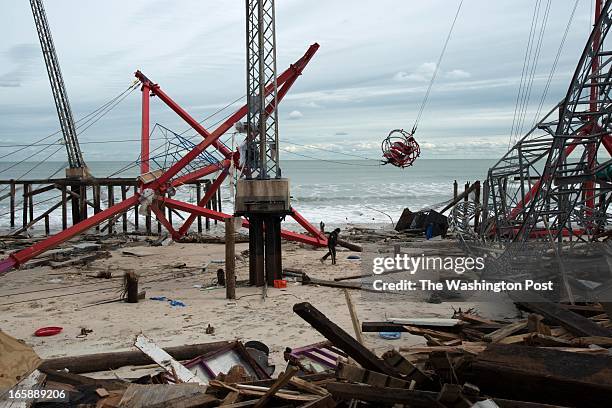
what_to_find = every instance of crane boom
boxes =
[30,0,88,176]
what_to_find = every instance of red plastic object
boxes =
[273,279,287,289]
[34,326,63,337]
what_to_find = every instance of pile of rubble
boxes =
[3,295,612,407]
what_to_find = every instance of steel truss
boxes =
[463,0,612,247]
[0,44,325,274]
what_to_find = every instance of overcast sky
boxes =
[0,0,596,163]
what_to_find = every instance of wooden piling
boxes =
[61,185,67,230]
[9,180,15,228]
[196,182,203,233]
[22,183,29,230]
[212,182,218,225]
[28,184,34,224]
[79,185,88,221]
[44,215,50,236]
[133,185,139,231]
[205,180,211,230]
[225,217,236,300]
[93,184,101,232]
[107,185,114,235]
[474,180,481,232]
[453,180,458,199]
[121,186,128,232]
[124,271,139,303]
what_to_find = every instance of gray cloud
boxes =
[0,44,39,87]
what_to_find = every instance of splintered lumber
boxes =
[468,343,612,407]
[325,383,445,407]
[336,361,412,389]
[39,340,232,373]
[289,377,330,396]
[511,291,612,337]
[293,302,399,377]
[571,336,612,347]
[381,349,433,385]
[483,320,527,343]
[253,366,299,408]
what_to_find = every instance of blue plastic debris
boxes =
[379,332,401,340]
[169,300,186,307]
[150,296,167,301]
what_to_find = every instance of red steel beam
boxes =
[176,165,230,237]
[170,160,229,188]
[0,195,139,274]
[150,203,178,239]
[163,198,326,247]
[141,84,150,174]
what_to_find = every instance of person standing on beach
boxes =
[320,228,341,265]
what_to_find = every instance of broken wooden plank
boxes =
[288,377,329,397]
[336,361,412,388]
[380,349,433,386]
[134,334,205,385]
[293,302,398,377]
[253,366,298,408]
[343,289,364,345]
[511,291,612,337]
[483,320,527,343]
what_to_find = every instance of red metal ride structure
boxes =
[0,43,327,275]
[381,129,421,168]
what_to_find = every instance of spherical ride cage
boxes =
[381,129,421,168]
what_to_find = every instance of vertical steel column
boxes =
[141,85,151,174]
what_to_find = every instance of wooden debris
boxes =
[483,320,527,343]
[134,334,205,385]
[39,340,232,373]
[512,291,612,337]
[253,366,299,408]
[293,302,398,377]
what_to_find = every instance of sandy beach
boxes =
[0,232,517,378]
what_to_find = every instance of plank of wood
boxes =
[293,302,398,377]
[483,320,527,343]
[289,377,329,397]
[336,361,411,388]
[571,336,612,347]
[380,349,433,385]
[133,334,205,385]
[253,366,298,408]
[456,312,498,325]
[39,340,231,373]
[387,318,462,327]
[343,289,364,345]
[511,291,612,337]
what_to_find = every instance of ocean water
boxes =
[0,159,495,232]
